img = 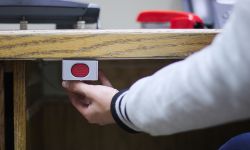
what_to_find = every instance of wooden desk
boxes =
[0,29,218,150]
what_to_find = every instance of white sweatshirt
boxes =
[111,0,250,136]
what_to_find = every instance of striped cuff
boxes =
[111,90,139,133]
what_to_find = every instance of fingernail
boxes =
[62,81,68,88]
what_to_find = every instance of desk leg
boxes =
[0,64,4,150]
[13,62,26,150]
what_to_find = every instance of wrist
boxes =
[111,90,139,133]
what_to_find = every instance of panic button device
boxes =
[71,63,89,77]
[62,60,98,81]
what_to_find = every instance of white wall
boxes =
[86,0,183,29]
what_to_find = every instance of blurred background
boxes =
[85,0,183,29]
[0,0,236,30]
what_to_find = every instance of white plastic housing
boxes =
[62,60,98,81]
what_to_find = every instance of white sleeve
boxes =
[111,0,250,135]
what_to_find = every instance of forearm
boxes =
[111,0,250,135]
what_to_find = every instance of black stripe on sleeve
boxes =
[124,105,133,124]
[111,89,139,133]
[118,95,126,120]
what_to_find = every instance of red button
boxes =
[71,63,89,77]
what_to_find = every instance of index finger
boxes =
[62,81,94,97]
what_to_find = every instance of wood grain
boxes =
[0,29,219,60]
[13,62,26,150]
[0,63,4,150]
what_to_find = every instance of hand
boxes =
[62,72,118,125]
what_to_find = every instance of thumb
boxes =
[62,81,94,97]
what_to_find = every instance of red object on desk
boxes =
[137,10,204,29]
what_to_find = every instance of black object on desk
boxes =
[0,0,100,28]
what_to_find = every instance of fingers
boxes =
[62,81,94,97]
[67,92,90,116]
[99,71,112,87]
[73,92,91,106]
[67,92,97,124]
